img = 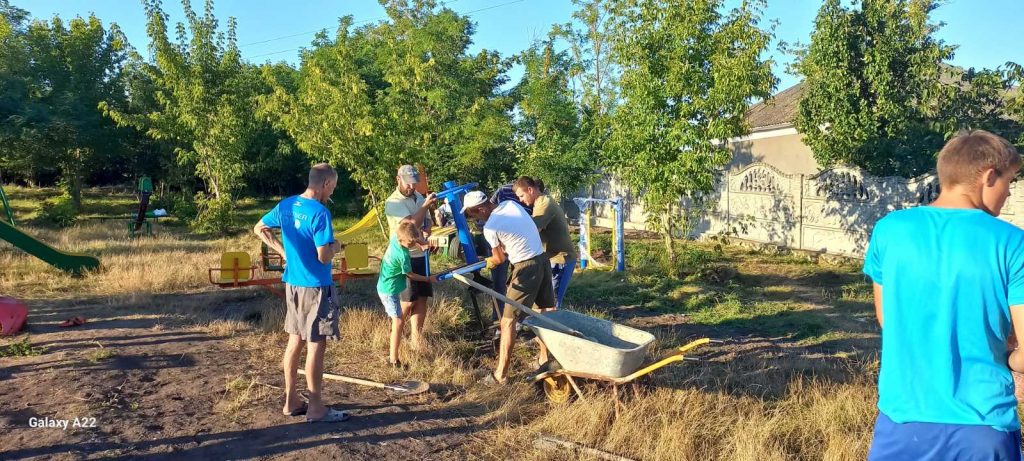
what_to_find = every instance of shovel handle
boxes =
[299,370,389,389]
[451,272,591,340]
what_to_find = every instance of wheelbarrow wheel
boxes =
[541,375,573,404]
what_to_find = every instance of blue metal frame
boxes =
[436,260,487,281]
[435,180,481,264]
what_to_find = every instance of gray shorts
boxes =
[504,254,555,319]
[284,284,340,341]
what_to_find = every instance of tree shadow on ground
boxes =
[1,400,487,460]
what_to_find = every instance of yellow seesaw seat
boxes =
[340,242,377,276]
[214,251,254,285]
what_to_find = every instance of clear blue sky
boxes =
[14,0,1024,94]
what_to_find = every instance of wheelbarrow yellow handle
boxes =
[677,337,711,354]
[616,338,711,383]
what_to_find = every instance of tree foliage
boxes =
[511,39,592,196]
[264,0,514,203]
[103,0,257,206]
[607,0,776,270]
[0,6,129,208]
[795,0,954,177]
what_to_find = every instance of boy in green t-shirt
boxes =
[377,219,436,368]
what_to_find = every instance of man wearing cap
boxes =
[384,165,436,350]
[463,190,555,384]
[482,183,533,320]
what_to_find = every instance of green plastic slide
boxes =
[0,220,100,275]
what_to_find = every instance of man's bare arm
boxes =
[316,242,341,265]
[409,193,438,232]
[1008,305,1024,373]
[254,221,286,259]
[873,283,883,328]
[486,245,507,267]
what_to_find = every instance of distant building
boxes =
[728,82,821,175]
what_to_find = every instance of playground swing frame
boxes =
[573,197,625,272]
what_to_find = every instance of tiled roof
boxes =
[745,82,804,131]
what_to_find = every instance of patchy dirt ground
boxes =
[0,292,484,461]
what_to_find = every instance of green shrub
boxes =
[171,192,198,219]
[149,191,198,222]
[38,194,78,227]
[190,194,236,235]
[0,336,45,357]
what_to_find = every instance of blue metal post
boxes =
[613,198,625,272]
[436,180,479,264]
[578,203,588,270]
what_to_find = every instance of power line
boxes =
[247,0,525,60]
[239,0,466,48]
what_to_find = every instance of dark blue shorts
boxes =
[869,412,1023,461]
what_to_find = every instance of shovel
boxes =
[299,370,430,395]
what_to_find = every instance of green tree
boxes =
[794,0,953,177]
[607,0,776,272]
[934,66,1023,144]
[0,1,36,184]
[998,62,1024,149]
[264,0,514,203]
[1,14,130,209]
[103,0,258,230]
[555,0,616,116]
[553,0,616,196]
[512,39,591,196]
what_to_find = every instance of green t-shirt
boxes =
[377,235,412,295]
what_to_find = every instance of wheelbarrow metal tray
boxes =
[524,310,655,378]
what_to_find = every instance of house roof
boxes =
[744,82,805,132]
[745,66,1021,132]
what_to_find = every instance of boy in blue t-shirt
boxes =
[254,163,348,424]
[863,130,1024,460]
[377,219,436,368]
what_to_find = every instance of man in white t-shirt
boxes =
[462,190,555,384]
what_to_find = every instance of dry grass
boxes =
[217,375,276,415]
[0,220,239,301]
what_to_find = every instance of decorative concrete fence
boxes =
[579,162,1024,258]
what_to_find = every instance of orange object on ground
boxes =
[0,297,28,336]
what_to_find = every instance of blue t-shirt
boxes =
[863,206,1024,431]
[261,195,335,287]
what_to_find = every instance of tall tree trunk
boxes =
[71,171,82,211]
[65,148,83,211]
[662,205,677,277]
[201,156,221,200]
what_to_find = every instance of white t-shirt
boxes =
[384,188,426,258]
[483,201,544,264]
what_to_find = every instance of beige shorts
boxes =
[284,284,340,341]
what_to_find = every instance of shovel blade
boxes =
[390,380,431,395]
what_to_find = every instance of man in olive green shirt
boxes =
[513,176,577,309]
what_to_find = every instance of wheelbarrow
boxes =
[523,310,713,417]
